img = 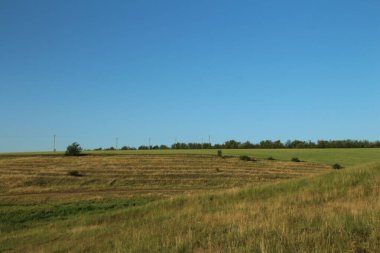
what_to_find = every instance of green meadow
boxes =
[0,149,379,252]
[3,148,380,166]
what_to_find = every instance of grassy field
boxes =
[3,148,380,166]
[0,149,379,252]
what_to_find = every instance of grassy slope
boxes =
[1,163,379,252]
[2,148,380,166]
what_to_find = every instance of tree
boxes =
[223,140,240,149]
[65,142,82,156]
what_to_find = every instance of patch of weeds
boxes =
[24,178,48,186]
[332,163,343,170]
[240,155,256,161]
[291,157,301,162]
[109,179,117,185]
[267,156,275,160]
[67,170,83,177]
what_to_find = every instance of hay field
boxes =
[1,153,378,252]
[0,154,328,203]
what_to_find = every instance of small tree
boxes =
[65,142,82,156]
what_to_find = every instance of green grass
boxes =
[0,197,155,232]
[2,148,380,166]
[1,162,379,252]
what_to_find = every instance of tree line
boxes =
[92,139,380,151]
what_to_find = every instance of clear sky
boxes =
[1,0,379,152]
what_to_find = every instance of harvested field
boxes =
[1,154,378,252]
[0,154,328,203]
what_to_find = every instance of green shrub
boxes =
[67,170,82,177]
[291,157,301,162]
[217,150,223,157]
[267,156,275,160]
[65,142,82,156]
[240,155,255,161]
[332,163,343,170]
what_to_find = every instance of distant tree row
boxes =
[170,140,380,149]
[91,139,380,151]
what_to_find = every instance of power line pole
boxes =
[116,137,118,150]
[148,137,151,150]
[53,134,56,152]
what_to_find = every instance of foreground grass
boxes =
[0,197,154,233]
[1,162,379,252]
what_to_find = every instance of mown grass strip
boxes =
[0,197,156,232]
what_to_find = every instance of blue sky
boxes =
[1,0,379,152]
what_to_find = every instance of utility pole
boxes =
[116,137,118,150]
[209,135,211,145]
[53,134,56,152]
[148,137,151,150]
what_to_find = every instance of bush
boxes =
[67,170,82,177]
[332,163,343,170]
[291,157,301,162]
[267,156,275,160]
[65,142,82,156]
[217,150,223,157]
[240,155,255,161]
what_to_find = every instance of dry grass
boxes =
[2,154,377,252]
[0,154,328,203]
